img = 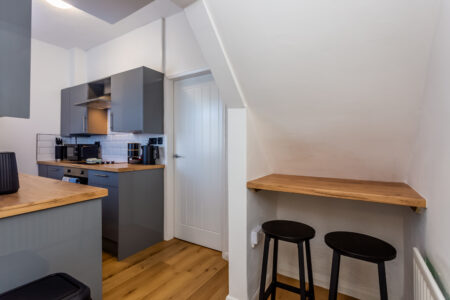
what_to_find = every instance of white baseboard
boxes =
[226,295,240,300]
[222,251,229,261]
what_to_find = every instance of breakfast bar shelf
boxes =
[247,174,426,212]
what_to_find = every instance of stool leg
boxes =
[378,262,388,300]
[271,238,278,300]
[260,235,271,300]
[305,240,315,300]
[298,242,306,300]
[328,251,340,300]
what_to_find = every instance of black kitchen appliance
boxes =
[0,152,19,195]
[55,138,67,161]
[141,145,159,165]
[66,144,99,162]
[128,143,141,164]
[63,167,88,185]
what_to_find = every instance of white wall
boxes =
[85,12,206,81]
[205,0,440,182]
[0,39,71,175]
[165,12,208,77]
[408,0,450,296]
[86,20,163,81]
[186,0,442,299]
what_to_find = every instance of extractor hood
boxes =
[74,95,111,109]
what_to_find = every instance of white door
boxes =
[174,74,226,251]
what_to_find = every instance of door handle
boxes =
[94,174,109,178]
[173,154,184,158]
[110,113,114,131]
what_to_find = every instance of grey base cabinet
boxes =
[38,165,64,180]
[88,169,164,260]
[38,164,164,261]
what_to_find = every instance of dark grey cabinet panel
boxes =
[88,170,118,187]
[117,169,164,260]
[38,165,64,180]
[90,169,164,260]
[38,165,48,177]
[111,67,163,134]
[38,164,164,261]
[60,89,71,137]
[69,84,88,135]
[89,182,119,243]
[0,0,31,119]
[111,68,143,133]
[47,166,64,180]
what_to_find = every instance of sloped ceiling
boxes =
[32,0,183,49]
[201,0,440,181]
[64,0,155,24]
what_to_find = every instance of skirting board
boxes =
[226,295,240,300]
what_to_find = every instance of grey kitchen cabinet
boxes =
[60,84,89,136]
[0,0,31,119]
[69,84,88,135]
[88,169,164,260]
[38,165,64,180]
[111,67,164,134]
[88,181,119,245]
[60,89,71,137]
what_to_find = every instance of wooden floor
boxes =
[102,239,356,300]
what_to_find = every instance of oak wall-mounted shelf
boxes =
[247,174,426,212]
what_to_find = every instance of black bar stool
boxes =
[324,232,396,300]
[260,220,316,300]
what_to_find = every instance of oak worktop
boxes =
[0,174,108,219]
[37,161,165,173]
[247,174,426,211]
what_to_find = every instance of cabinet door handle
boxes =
[94,174,109,178]
[50,168,59,171]
[110,113,114,131]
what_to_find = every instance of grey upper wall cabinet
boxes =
[111,67,164,134]
[61,84,88,136]
[60,89,71,137]
[70,84,88,134]
[0,0,32,119]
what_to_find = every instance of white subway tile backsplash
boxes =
[36,133,165,164]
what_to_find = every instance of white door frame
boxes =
[163,69,228,257]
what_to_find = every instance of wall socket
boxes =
[251,225,262,248]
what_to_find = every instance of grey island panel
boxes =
[0,199,102,300]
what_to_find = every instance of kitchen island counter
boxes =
[0,173,105,299]
[0,173,108,219]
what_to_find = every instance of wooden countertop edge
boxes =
[37,161,165,172]
[0,189,108,219]
[247,174,427,209]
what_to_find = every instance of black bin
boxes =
[0,273,91,300]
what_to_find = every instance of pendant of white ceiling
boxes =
[46,0,73,9]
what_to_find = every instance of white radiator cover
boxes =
[413,248,445,300]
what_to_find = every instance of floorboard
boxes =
[102,239,357,300]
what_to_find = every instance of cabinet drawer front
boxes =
[47,166,64,180]
[88,171,118,187]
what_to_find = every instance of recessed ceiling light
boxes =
[46,0,73,9]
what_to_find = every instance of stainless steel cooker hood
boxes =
[74,95,111,109]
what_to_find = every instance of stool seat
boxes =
[262,220,315,243]
[325,231,396,263]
